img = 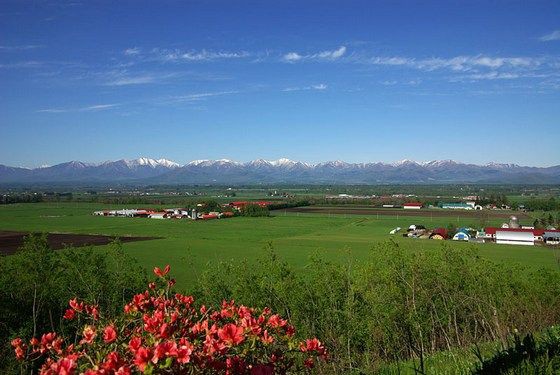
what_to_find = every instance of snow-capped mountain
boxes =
[123,157,180,169]
[0,158,559,184]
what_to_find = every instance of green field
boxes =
[0,202,558,289]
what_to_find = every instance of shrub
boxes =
[241,204,270,217]
[194,242,560,373]
[0,235,146,373]
[11,266,327,374]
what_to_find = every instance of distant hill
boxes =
[1,158,559,185]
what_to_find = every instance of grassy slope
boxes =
[0,203,558,289]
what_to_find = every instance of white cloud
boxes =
[105,75,156,86]
[83,104,118,111]
[154,48,250,62]
[283,52,303,62]
[37,104,118,113]
[282,46,347,62]
[282,83,328,92]
[124,47,141,55]
[0,45,43,51]
[464,72,520,80]
[539,30,560,42]
[164,91,240,103]
[370,56,413,66]
[367,54,542,73]
[0,60,44,69]
[315,46,346,60]
[311,83,328,90]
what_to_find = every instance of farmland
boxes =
[0,202,557,289]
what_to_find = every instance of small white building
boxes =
[149,213,168,219]
[403,203,422,210]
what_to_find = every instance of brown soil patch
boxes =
[0,231,161,256]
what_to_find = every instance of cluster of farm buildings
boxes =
[395,216,560,246]
[328,194,514,211]
[93,201,272,220]
[399,201,483,210]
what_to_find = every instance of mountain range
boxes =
[1,158,559,185]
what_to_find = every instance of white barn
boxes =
[496,230,534,246]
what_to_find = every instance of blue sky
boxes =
[1,0,559,168]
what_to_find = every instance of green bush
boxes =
[0,235,146,373]
[192,241,560,373]
[240,204,270,217]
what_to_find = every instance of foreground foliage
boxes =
[473,326,560,374]
[12,265,326,374]
[0,235,146,373]
[194,241,560,373]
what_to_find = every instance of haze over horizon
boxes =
[1,1,560,168]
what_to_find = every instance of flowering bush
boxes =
[11,265,326,374]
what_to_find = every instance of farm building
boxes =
[403,202,422,210]
[439,202,473,210]
[452,231,470,241]
[148,213,168,219]
[544,231,560,245]
[485,227,545,244]
[430,228,448,240]
[496,229,535,246]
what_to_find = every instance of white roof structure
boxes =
[496,230,534,246]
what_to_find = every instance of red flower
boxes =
[153,264,170,277]
[300,338,326,356]
[69,298,83,312]
[153,340,178,363]
[45,356,78,375]
[218,323,245,346]
[103,325,117,343]
[11,338,26,360]
[40,332,58,353]
[261,330,274,344]
[267,314,287,329]
[128,336,142,354]
[177,338,193,364]
[133,346,152,372]
[80,326,96,345]
[63,309,76,320]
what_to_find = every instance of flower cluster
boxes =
[12,265,326,374]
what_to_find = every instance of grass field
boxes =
[0,202,558,289]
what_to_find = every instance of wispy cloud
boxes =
[163,91,240,104]
[37,104,119,113]
[539,30,560,42]
[0,45,43,51]
[368,55,540,72]
[0,60,44,69]
[282,83,328,91]
[316,46,346,59]
[123,47,141,56]
[282,46,347,63]
[100,69,185,86]
[149,48,250,62]
[283,52,302,62]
